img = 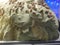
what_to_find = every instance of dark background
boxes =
[58,21,60,31]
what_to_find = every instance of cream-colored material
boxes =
[0,0,59,41]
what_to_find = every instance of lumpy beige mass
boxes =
[0,0,59,41]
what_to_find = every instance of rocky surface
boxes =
[0,0,59,41]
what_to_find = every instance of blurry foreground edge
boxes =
[0,41,60,44]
